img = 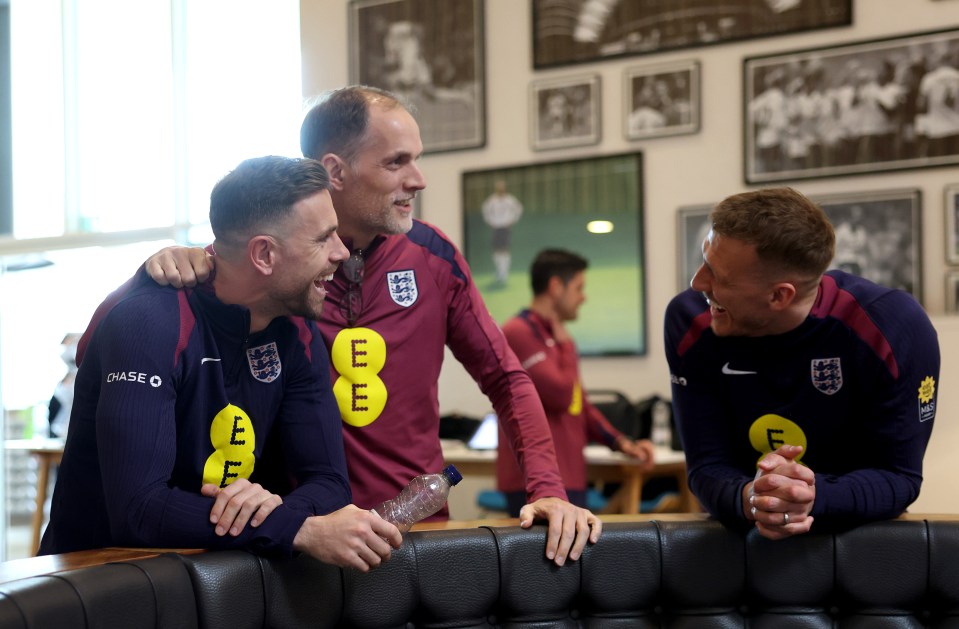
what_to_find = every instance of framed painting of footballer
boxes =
[817,189,923,303]
[462,152,647,356]
[532,0,851,69]
[529,73,601,151]
[744,27,959,184]
[349,0,485,153]
[624,59,701,141]
[677,204,712,292]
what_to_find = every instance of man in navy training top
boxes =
[664,187,939,540]
[145,86,601,566]
[40,156,403,572]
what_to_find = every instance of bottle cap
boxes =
[443,464,463,485]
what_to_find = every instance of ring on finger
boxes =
[783,512,790,526]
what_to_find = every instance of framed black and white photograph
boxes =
[462,153,646,356]
[532,0,851,69]
[624,60,700,141]
[349,0,485,153]
[946,271,959,313]
[818,189,923,302]
[945,183,959,264]
[529,74,601,151]
[744,27,959,184]
[677,204,712,292]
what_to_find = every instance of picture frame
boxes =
[677,204,712,292]
[946,271,959,314]
[744,27,959,184]
[624,60,701,141]
[462,153,646,356]
[945,183,959,264]
[531,0,851,69]
[348,0,485,153]
[529,74,601,151]
[817,189,923,302]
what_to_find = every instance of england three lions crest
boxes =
[387,270,418,307]
[247,342,281,383]
[811,357,842,395]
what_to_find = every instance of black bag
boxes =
[588,390,643,440]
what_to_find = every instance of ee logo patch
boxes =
[748,414,807,464]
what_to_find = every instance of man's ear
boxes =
[769,282,797,310]
[321,153,347,191]
[248,235,277,276]
[547,275,565,297]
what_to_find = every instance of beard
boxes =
[278,283,327,322]
[355,194,414,236]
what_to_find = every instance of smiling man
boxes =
[664,187,940,540]
[41,157,404,572]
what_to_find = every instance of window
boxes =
[0,0,303,560]
[6,0,302,238]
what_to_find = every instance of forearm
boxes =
[494,374,568,501]
[687,465,753,525]
[114,484,307,556]
[810,468,922,524]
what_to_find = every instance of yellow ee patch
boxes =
[568,380,583,415]
[331,327,388,428]
[203,404,256,488]
[748,414,807,464]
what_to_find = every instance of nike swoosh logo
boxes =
[201,358,222,364]
[722,362,757,375]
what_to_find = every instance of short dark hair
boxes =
[299,85,406,162]
[710,187,835,284]
[210,156,330,245]
[530,249,588,295]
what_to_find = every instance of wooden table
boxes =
[441,442,699,514]
[4,438,65,556]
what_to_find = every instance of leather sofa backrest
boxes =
[2,518,958,628]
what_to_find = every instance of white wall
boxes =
[300,0,959,514]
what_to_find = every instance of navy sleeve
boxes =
[810,291,939,526]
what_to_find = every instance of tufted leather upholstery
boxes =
[1,518,957,628]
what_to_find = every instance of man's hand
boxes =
[519,497,602,566]
[201,479,283,537]
[744,444,816,540]
[293,505,402,572]
[617,437,656,472]
[146,246,213,288]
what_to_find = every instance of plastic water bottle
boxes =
[651,399,672,448]
[371,465,463,533]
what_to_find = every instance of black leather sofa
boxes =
[1,517,957,628]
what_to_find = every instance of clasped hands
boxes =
[743,444,816,540]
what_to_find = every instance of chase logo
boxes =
[106,371,160,387]
[247,342,281,383]
[918,375,936,423]
[387,270,417,307]
[810,357,842,395]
